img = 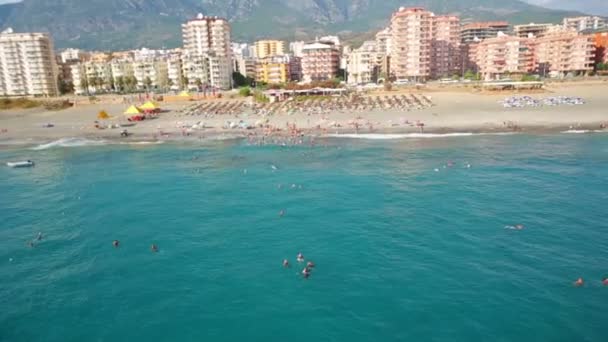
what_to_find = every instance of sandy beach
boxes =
[1,80,608,146]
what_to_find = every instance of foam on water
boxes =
[561,129,608,134]
[31,137,108,150]
[326,132,517,139]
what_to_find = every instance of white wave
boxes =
[121,141,165,145]
[561,130,589,134]
[325,132,517,140]
[31,137,108,150]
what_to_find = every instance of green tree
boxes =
[167,78,174,91]
[232,72,247,88]
[144,77,153,90]
[115,76,125,92]
[181,76,189,90]
[464,70,476,80]
[195,78,203,90]
[238,87,251,97]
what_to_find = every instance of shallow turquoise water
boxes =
[1,135,608,341]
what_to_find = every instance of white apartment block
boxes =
[0,29,58,96]
[60,48,90,63]
[133,59,169,90]
[430,15,461,78]
[166,56,183,90]
[563,16,607,32]
[182,13,232,89]
[289,41,306,58]
[346,41,377,85]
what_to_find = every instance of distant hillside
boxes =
[0,0,583,50]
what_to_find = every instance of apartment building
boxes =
[255,56,290,84]
[0,29,58,96]
[182,13,232,89]
[346,41,377,85]
[535,30,596,77]
[430,15,461,78]
[301,41,340,82]
[254,40,285,58]
[390,7,433,80]
[460,21,509,43]
[514,23,560,38]
[133,59,169,90]
[563,16,607,32]
[468,33,535,80]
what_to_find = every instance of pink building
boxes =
[390,7,432,80]
[390,7,461,80]
[468,34,536,80]
[535,30,595,77]
[431,15,461,78]
[301,42,340,82]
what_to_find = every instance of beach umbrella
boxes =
[97,110,110,120]
[139,101,160,112]
[123,105,142,116]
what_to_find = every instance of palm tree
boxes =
[144,77,153,91]
[115,76,125,92]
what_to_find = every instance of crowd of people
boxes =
[501,96,585,108]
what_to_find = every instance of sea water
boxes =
[1,134,608,341]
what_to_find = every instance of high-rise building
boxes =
[535,30,596,77]
[430,15,461,78]
[254,40,285,59]
[301,41,340,82]
[0,29,58,96]
[390,7,433,80]
[59,48,90,63]
[182,13,232,89]
[375,28,392,78]
[389,7,461,80]
[460,21,509,43]
[563,16,607,32]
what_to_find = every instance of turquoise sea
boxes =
[1,134,608,341]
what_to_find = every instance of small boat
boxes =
[7,160,35,168]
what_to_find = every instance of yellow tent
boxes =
[124,105,142,116]
[97,110,110,119]
[139,101,159,111]
[178,91,191,97]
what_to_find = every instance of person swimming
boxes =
[306,261,315,268]
[151,244,158,252]
[113,240,120,248]
[574,278,584,287]
[36,232,43,241]
[602,278,608,286]
[283,259,290,268]
[302,267,311,278]
[279,210,285,217]
[505,224,524,230]
[297,253,304,262]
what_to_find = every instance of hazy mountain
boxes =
[0,0,583,50]
[522,0,608,16]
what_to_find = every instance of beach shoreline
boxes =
[1,81,607,148]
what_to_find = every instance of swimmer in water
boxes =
[505,224,524,230]
[306,261,315,268]
[297,253,304,262]
[151,244,158,253]
[283,259,290,268]
[574,278,584,287]
[279,210,285,217]
[113,240,120,248]
[603,278,608,286]
[302,267,311,278]
[36,232,43,241]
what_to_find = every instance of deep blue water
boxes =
[1,134,608,342]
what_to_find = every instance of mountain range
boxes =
[0,0,586,50]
